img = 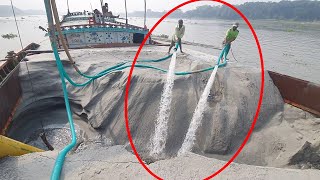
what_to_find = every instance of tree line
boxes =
[129,0,320,21]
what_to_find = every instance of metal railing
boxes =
[0,43,39,134]
[60,22,147,32]
[0,43,39,85]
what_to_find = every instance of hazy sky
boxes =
[1,0,282,13]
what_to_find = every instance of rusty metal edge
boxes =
[0,63,21,134]
[0,43,39,134]
[0,63,20,87]
[284,99,320,117]
[268,71,320,117]
[1,97,22,135]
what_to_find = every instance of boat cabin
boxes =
[55,10,150,49]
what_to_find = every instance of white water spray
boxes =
[178,64,219,155]
[150,52,177,156]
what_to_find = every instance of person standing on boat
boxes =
[93,9,103,24]
[101,3,108,24]
[102,3,108,16]
[93,9,102,15]
[221,22,239,63]
[168,19,185,54]
[102,3,116,19]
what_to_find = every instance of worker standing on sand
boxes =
[168,19,185,54]
[221,22,239,63]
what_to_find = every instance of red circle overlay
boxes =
[124,0,265,179]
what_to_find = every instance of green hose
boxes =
[78,62,127,79]
[57,45,228,87]
[44,1,77,180]
[62,41,227,87]
[76,44,175,79]
[78,54,173,79]
[62,59,227,87]
[136,53,173,63]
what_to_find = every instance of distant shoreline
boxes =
[0,5,45,17]
[127,15,320,23]
[127,1,320,22]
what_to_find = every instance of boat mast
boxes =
[144,0,146,28]
[67,0,70,14]
[100,0,104,12]
[124,0,128,24]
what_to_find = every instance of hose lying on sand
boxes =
[44,1,76,180]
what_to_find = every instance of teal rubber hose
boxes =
[78,62,127,79]
[63,63,127,87]
[62,56,228,87]
[44,1,77,180]
[78,54,173,79]
[51,48,77,180]
[78,53,172,79]
[60,45,228,87]
[63,42,214,86]
[136,53,173,63]
[75,43,175,79]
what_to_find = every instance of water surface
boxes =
[0,16,319,83]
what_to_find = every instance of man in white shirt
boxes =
[168,19,185,54]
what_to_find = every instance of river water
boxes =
[0,15,319,83]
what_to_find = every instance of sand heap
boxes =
[1,46,320,179]
[1,145,320,180]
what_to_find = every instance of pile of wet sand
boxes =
[1,46,320,179]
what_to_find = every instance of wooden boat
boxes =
[54,10,150,49]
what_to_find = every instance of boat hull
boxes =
[269,71,320,117]
[58,23,150,49]
[0,43,39,135]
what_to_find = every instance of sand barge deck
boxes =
[0,46,319,179]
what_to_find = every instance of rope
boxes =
[10,0,37,102]
[230,47,238,62]
[11,0,43,141]
[10,0,23,50]
[51,0,81,73]
[24,60,37,101]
